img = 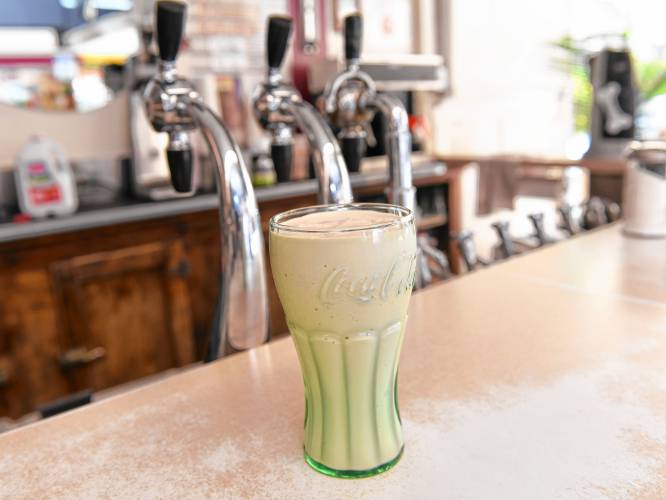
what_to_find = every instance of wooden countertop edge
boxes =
[0,159,450,247]
[435,153,626,174]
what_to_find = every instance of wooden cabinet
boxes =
[0,238,197,419]
[50,241,195,393]
[0,167,458,419]
[0,269,69,418]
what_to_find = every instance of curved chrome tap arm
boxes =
[369,94,415,211]
[284,97,353,204]
[144,1,269,359]
[322,68,375,115]
[186,99,269,357]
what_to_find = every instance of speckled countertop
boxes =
[1,225,665,498]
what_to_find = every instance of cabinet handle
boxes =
[59,347,106,370]
[170,259,191,277]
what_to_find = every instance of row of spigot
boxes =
[452,197,622,272]
[142,1,443,357]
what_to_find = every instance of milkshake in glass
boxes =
[269,203,417,478]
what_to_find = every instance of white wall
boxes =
[0,92,131,169]
[431,0,575,157]
[432,0,666,157]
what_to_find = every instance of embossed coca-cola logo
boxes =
[319,252,416,305]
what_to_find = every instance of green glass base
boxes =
[304,447,404,479]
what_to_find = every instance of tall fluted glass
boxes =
[269,203,416,478]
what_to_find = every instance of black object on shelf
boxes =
[597,49,635,140]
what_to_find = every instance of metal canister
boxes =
[623,140,666,237]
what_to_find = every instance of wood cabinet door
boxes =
[50,240,195,392]
[0,270,73,420]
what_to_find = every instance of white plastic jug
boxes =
[14,137,78,218]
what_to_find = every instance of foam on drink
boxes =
[280,209,399,231]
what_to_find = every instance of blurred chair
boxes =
[602,198,622,222]
[452,230,488,272]
[490,220,537,260]
[528,212,556,246]
[558,204,582,235]
[417,234,453,283]
[583,197,609,229]
[491,221,517,260]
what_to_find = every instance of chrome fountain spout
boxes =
[143,0,269,358]
[252,15,352,205]
[322,13,449,288]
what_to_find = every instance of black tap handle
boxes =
[341,136,366,173]
[271,143,293,182]
[155,0,187,63]
[344,13,363,62]
[267,15,292,70]
[166,147,193,193]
